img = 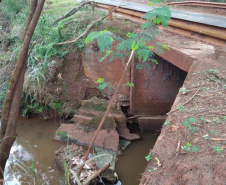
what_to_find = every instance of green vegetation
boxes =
[97,78,110,91]
[57,131,70,141]
[210,130,217,136]
[22,102,45,117]
[177,105,185,112]
[183,142,198,152]
[85,2,171,91]
[163,121,170,126]
[182,117,197,134]
[15,160,43,184]
[125,82,135,87]
[0,0,104,114]
[212,146,224,154]
[48,100,64,114]
[145,153,153,162]
[208,68,217,75]
[200,116,207,124]
[223,116,226,121]
[179,87,188,94]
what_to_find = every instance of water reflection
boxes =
[2,118,159,185]
[3,117,65,185]
[115,131,159,185]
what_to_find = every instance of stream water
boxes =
[3,118,159,185]
[116,130,159,185]
[4,117,65,185]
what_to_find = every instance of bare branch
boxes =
[55,5,120,46]
[54,1,92,24]
[83,163,111,185]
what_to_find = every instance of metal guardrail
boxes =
[94,1,226,46]
[167,1,226,8]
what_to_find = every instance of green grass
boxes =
[44,0,78,19]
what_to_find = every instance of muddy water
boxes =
[115,131,159,185]
[4,117,65,185]
[3,118,159,185]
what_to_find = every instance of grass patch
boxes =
[44,0,78,18]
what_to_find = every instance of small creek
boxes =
[4,117,65,184]
[4,118,159,185]
[116,130,159,185]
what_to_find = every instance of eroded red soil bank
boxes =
[140,40,226,184]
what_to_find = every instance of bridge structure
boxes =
[85,0,226,130]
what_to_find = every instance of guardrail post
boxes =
[91,2,96,14]
[108,6,114,21]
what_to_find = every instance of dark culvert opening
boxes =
[129,54,187,131]
[114,54,187,185]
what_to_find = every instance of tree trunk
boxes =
[0,65,26,173]
[0,0,41,138]
[23,0,38,41]
[0,0,45,180]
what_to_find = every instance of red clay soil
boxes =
[140,46,226,184]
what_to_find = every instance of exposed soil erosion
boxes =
[20,19,139,119]
[42,53,102,118]
[140,47,226,185]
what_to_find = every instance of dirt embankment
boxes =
[140,46,226,184]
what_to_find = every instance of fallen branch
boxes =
[83,163,110,185]
[176,140,181,154]
[210,138,226,141]
[207,110,226,116]
[79,49,135,175]
[167,84,203,115]
[54,1,92,23]
[55,5,120,46]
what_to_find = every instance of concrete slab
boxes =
[54,124,119,152]
[138,115,167,131]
